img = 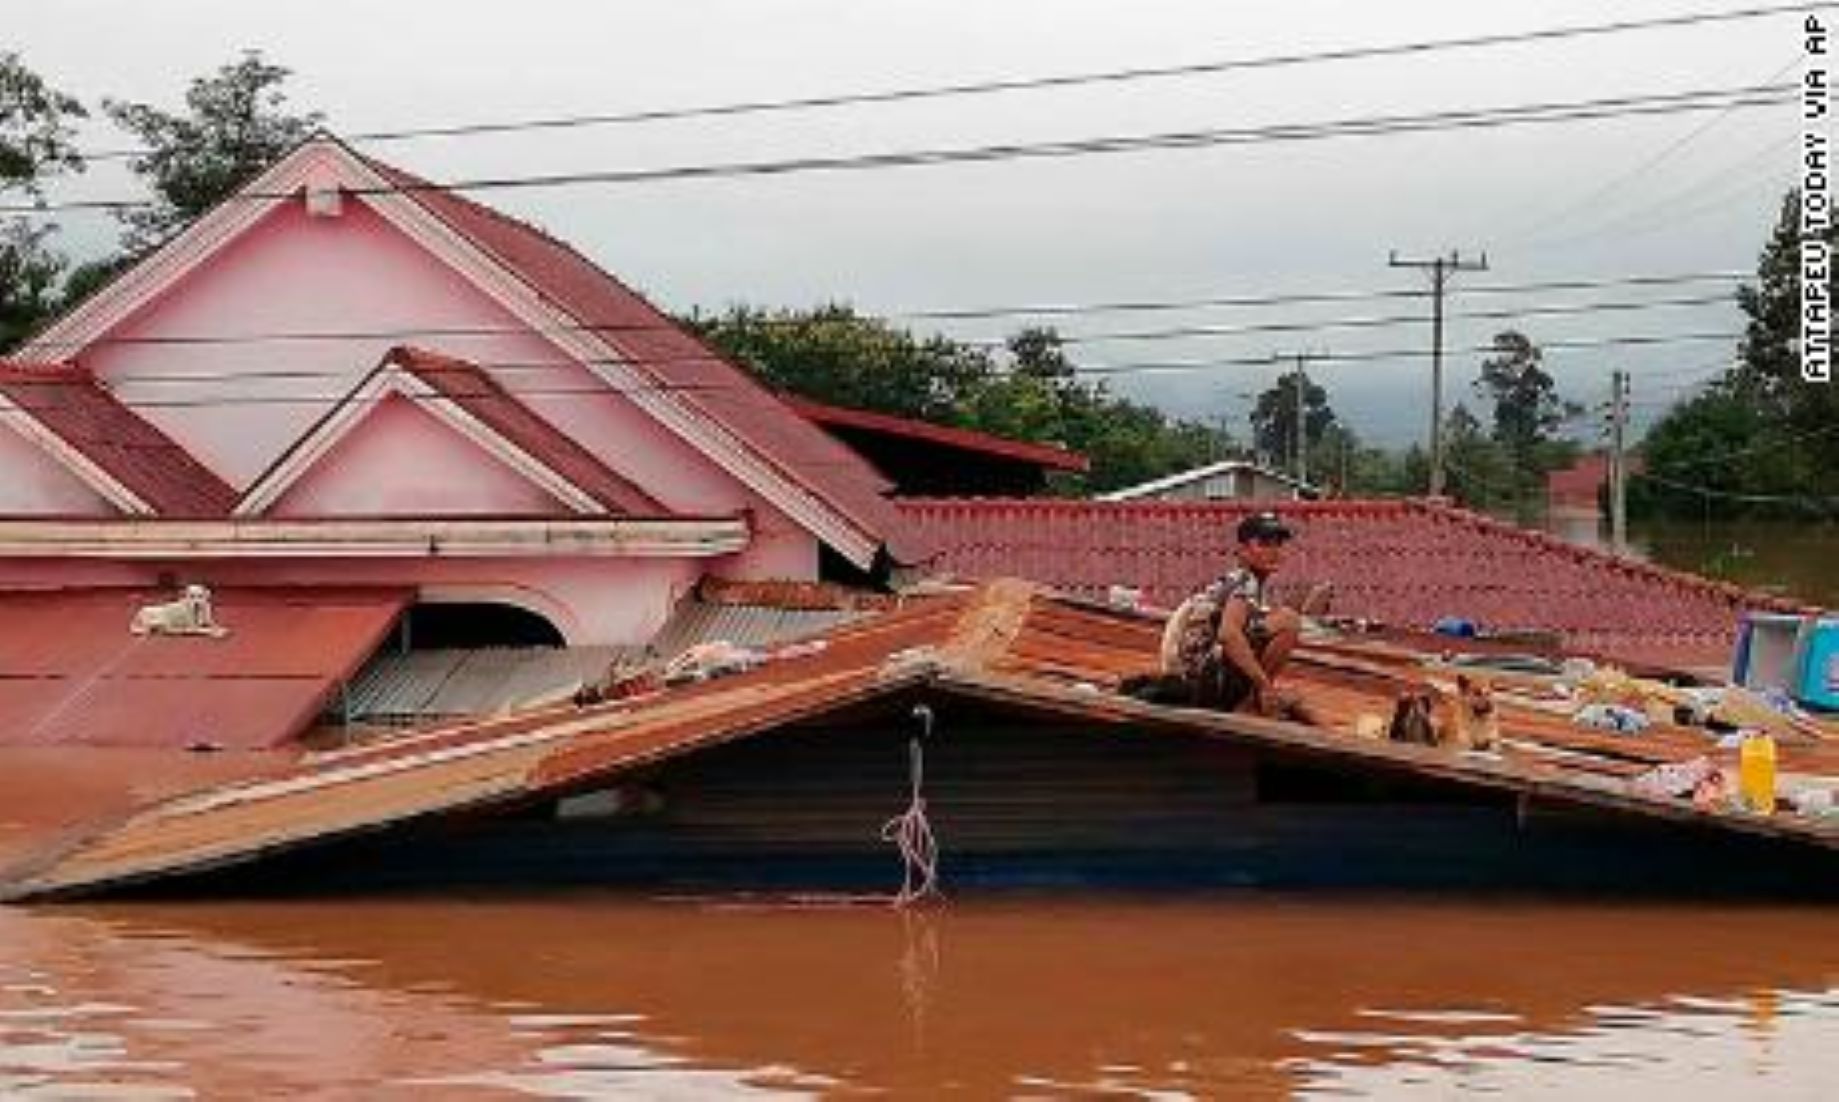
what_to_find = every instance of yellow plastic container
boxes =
[1739,734,1778,815]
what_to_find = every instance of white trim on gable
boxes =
[20,136,885,566]
[235,356,611,518]
[0,392,152,515]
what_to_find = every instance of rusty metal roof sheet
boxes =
[0,587,408,749]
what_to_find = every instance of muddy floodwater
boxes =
[1,897,1835,1099]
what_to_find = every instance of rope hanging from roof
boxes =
[882,703,942,907]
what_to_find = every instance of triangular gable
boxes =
[23,135,910,567]
[239,347,663,518]
[0,416,116,516]
[0,362,237,517]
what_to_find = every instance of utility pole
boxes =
[1388,249,1489,497]
[1292,354,1308,483]
[1607,369,1629,555]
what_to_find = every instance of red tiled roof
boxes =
[388,346,664,514]
[898,497,1819,668]
[363,157,915,562]
[784,396,1090,472]
[0,587,408,749]
[0,362,238,518]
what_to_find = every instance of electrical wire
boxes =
[8,81,1796,216]
[73,2,1813,161]
[17,268,1750,351]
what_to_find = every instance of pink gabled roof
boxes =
[363,157,915,561]
[388,346,665,515]
[0,361,237,518]
[898,496,1819,669]
[784,396,1090,472]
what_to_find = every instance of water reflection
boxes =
[1,898,1835,1098]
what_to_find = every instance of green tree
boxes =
[1,53,86,352]
[1441,402,1518,514]
[1634,190,1839,518]
[1249,368,1336,478]
[686,303,993,419]
[1733,188,1839,445]
[1474,330,1575,461]
[104,51,321,252]
[688,304,1234,494]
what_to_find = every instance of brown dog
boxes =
[1387,675,1498,752]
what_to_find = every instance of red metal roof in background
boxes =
[364,156,917,562]
[0,362,238,518]
[0,588,408,749]
[784,396,1090,472]
[898,497,1817,668]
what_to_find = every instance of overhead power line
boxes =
[75,2,1810,161]
[9,81,1797,216]
[21,279,1742,355]
[17,327,1741,407]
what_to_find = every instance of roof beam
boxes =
[0,517,748,559]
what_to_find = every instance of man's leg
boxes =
[1258,608,1302,679]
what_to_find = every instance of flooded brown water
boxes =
[1547,515,1839,607]
[2,896,1835,1099]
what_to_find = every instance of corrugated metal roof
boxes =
[0,588,408,749]
[345,646,636,724]
[341,599,867,724]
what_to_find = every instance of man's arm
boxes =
[1216,598,1270,692]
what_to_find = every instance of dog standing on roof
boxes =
[130,584,229,638]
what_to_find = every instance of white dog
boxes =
[131,584,229,638]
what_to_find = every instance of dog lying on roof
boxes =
[130,584,230,638]
[1386,674,1499,753]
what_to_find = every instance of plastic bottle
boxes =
[1739,734,1778,815]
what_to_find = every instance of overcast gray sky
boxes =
[10,0,1809,446]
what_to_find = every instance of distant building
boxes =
[1098,460,1318,504]
[1546,451,1643,520]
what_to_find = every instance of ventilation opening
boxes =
[398,602,565,650]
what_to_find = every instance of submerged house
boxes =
[1,135,1834,899]
[1,135,918,647]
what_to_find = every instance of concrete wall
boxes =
[0,425,115,516]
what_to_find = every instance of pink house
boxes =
[0,135,917,648]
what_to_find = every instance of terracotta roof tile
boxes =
[897,496,1819,669]
[363,158,914,562]
[0,362,237,518]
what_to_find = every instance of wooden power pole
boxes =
[1388,250,1489,497]
[1608,368,1630,555]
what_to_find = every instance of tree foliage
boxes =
[104,51,321,253]
[1,53,86,352]
[1249,368,1337,479]
[1474,329,1577,461]
[687,305,1233,494]
[1634,190,1839,519]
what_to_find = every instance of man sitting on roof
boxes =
[1152,511,1321,717]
